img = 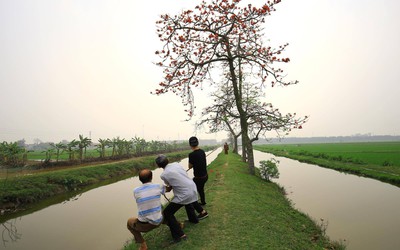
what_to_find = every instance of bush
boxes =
[259,159,280,181]
[382,160,393,166]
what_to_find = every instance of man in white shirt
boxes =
[127,169,165,250]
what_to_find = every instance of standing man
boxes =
[127,169,164,250]
[188,136,208,205]
[156,155,208,243]
[224,142,229,154]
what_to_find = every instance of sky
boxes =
[1,0,399,144]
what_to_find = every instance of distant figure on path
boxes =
[156,154,208,243]
[188,136,208,206]
[224,142,229,154]
[127,169,164,250]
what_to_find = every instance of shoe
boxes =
[184,219,199,224]
[170,234,187,244]
[200,202,207,206]
[139,242,148,250]
[197,211,209,220]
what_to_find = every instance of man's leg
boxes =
[127,217,158,249]
[184,203,199,223]
[194,176,208,205]
[191,201,209,219]
[163,202,186,240]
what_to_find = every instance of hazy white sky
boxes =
[1,0,399,144]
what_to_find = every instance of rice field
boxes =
[254,141,400,185]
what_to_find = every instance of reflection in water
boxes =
[1,219,22,248]
[61,194,82,204]
[253,150,400,250]
[0,149,220,250]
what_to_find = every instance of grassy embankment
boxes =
[254,141,400,186]
[123,152,344,250]
[0,151,191,217]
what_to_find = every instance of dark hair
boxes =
[139,169,152,184]
[155,154,169,168]
[189,136,199,147]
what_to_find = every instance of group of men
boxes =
[127,136,209,250]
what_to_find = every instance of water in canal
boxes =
[253,150,400,250]
[0,149,220,250]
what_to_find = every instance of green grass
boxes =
[122,152,344,250]
[254,141,400,185]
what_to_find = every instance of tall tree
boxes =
[132,136,147,156]
[109,137,119,158]
[0,141,25,167]
[196,80,242,154]
[154,0,299,174]
[197,79,307,159]
[78,135,92,161]
[97,138,109,158]
[65,140,79,161]
[50,142,66,163]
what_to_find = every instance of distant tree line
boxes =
[0,135,191,168]
[0,141,28,167]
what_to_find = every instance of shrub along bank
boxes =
[123,152,345,250]
[0,151,191,216]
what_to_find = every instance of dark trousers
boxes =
[192,200,204,214]
[163,202,199,240]
[193,175,208,204]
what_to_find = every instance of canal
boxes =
[253,150,400,250]
[1,149,220,250]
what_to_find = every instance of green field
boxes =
[254,141,400,185]
[26,148,106,161]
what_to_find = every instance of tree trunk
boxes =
[241,135,247,162]
[245,138,255,175]
[233,135,239,154]
[226,40,255,174]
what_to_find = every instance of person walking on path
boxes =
[188,136,208,205]
[156,155,208,243]
[224,142,229,154]
[127,169,164,250]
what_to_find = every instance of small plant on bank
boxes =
[259,158,280,181]
[382,160,393,166]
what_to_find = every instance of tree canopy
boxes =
[154,0,294,117]
[154,0,306,174]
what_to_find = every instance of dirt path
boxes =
[0,158,135,179]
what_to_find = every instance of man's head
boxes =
[139,169,152,184]
[155,154,169,168]
[189,136,199,147]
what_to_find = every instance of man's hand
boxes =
[165,186,173,192]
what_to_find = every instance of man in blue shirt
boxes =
[127,169,165,250]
